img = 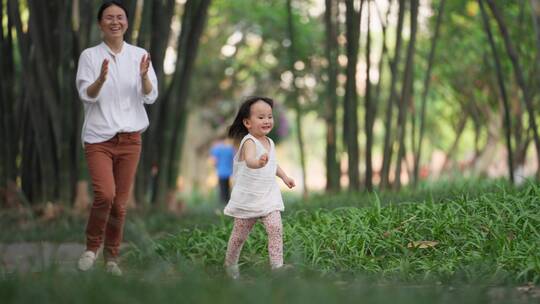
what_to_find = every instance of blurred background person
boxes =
[210,135,235,204]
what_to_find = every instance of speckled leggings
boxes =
[224,211,283,269]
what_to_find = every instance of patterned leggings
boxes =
[224,211,283,269]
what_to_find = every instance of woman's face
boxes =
[99,5,128,40]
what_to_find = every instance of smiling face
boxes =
[98,5,128,40]
[243,100,274,137]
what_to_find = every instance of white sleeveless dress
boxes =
[224,134,284,218]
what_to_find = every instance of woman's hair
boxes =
[97,1,129,22]
[228,96,274,141]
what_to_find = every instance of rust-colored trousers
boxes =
[84,132,141,260]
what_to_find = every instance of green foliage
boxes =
[190,0,324,137]
[425,0,537,156]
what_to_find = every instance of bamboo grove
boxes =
[0,0,211,206]
[0,0,539,206]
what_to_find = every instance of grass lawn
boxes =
[1,179,539,303]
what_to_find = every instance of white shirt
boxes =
[76,41,158,144]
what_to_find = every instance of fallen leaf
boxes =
[507,232,515,241]
[516,282,535,293]
[407,241,439,249]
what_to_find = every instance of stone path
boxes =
[0,242,85,273]
[0,242,128,273]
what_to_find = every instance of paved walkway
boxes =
[0,242,127,273]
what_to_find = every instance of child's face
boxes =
[243,101,274,137]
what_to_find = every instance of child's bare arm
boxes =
[243,139,268,169]
[277,165,295,188]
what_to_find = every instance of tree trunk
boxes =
[344,0,363,191]
[57,1,79,204]
[471,104,483,162]
[413,0,445,185]
[286,0,309,198]
[478,0,514,183]
[372,0,394,104]
[372,0,391,116]
[136,0,177,205]
[150,0,176,79]
[532,0,540,50]
[394,0,419,190]
[9,0,61,203]
[324,0,341,192]
[73,0,97,210]
[486,0,540,177]
[364,0,374,191]
[370,0,392,188]
[151,0,212,206]
[4,0,91,206]
[531,0,540,97]
[0,0,18,205]
[380,0,405,188]
[123,0,139,43]
[137,0,154,49]
[441,113,468,171]
[471,108,502,176]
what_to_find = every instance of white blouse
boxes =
[76,41,158,144]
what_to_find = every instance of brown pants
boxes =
[84,132,141,260]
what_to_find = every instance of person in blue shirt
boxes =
[210,135,235,203]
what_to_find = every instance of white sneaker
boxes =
[106,261,123,276]
[225,264,240,280]
[271,263,294,272]
[77,250,96,271]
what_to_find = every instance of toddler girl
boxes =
[223,96,295,279]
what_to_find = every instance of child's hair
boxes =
[228,96,274,141]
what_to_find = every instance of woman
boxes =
[76,1,158,275]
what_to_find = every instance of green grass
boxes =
[290,177,516,210]
[0,178,513,242]
[152,180,540,284]
[0,268,534,304]
[1,179,539,303]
